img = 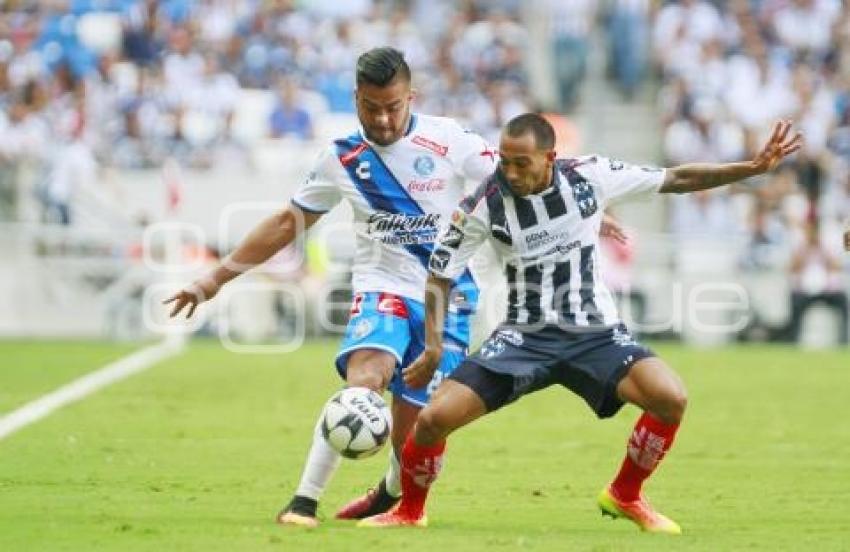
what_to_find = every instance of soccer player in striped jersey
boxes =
[359,113,802,532]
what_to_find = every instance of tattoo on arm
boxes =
[661,162,759,194]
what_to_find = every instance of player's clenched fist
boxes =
[163,278,221,319]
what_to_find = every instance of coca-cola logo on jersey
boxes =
[407,178,446,193]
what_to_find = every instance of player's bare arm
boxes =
[163,205,322,318]
[403,273,452,388]
[659,119,802,194]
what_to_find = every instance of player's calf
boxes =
[413,405,453,445]
[413,377,489,445]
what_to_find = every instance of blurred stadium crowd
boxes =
[0,0,532,172]
[0,0,848,343]
[652,0,849,341]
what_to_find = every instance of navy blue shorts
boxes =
[449,323,655,418]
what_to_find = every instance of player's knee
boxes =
[346,362,389,393]
[414,406,451,445]
[346,370,387,392]
[346,353,394,392]
[657,387,688,425]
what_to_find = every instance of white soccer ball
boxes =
[321,387,391,459]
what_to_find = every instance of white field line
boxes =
[0,337,185,441]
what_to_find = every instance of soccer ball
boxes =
[321,387,391,459]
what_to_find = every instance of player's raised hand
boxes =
[403,347,442,389]
[162,278,220,319]
[600,213,628,245]
[752,120,803,173]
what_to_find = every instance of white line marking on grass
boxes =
[0,337,185,441]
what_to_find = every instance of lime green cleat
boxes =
[598,486,682,535]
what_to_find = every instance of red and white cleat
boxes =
[336,480,400,520]
[357,509,428,528]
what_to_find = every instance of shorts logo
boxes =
[350,293,364,316]
[413,155,435,176]
[352,318,373,339]
[612,327,637,347]
[426,370,445,396]
[377,292,409,318]
[497,328,523,346]
[480,336,506,359]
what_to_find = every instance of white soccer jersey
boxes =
[292,114,497,310]
[429,156,666,328]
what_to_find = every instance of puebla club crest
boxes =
[413,155,436,177]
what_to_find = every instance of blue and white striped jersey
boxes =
[429,156,666,328]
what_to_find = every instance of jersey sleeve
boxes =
[429,196,490,280]
[446,121,499,182]
[290,147,341,214]
[589,156,666,205]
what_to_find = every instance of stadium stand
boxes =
[0,0,847,346]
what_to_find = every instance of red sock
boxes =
[397,433,445,518]
[611,412,679,502]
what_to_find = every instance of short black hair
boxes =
[356,47,411,87]
[504,113,556,150]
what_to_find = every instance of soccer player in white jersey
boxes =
[359,113,802,532]
[164,47,501,526]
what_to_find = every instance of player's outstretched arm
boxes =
[163,205,322,318]
[403,273,452,389]
[659,119,802,194]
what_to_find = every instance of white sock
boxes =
[384,446,402,498]
[294,414,342,501]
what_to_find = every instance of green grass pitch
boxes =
[0,339,848,551]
